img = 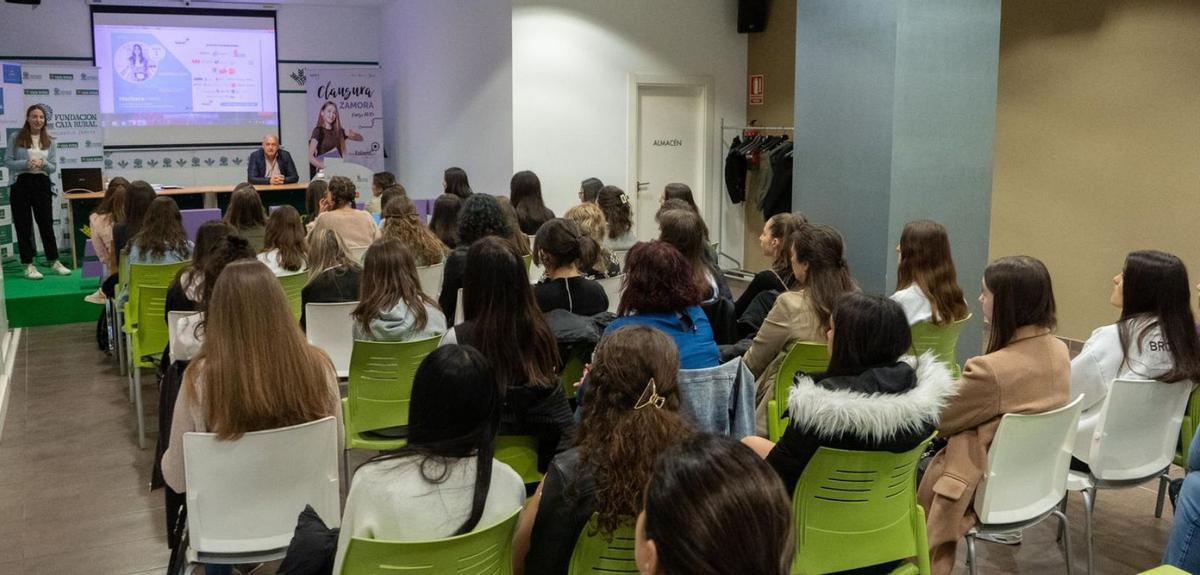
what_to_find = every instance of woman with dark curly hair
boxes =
[605,241,719,369]
[438,193,512,321]
[512,325,694,575]
[597,185,636,251]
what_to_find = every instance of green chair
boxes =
[340,507,522,574]
[1139,566,1190,575]
[496,435,542,485]
[768,342,830,442]
[1159,385,1200,517]
[567,514,638,574]
[123,260,190,449]
[523,253,533,274]
[559,343,594,400]
[909,314,972,379]
[341,336,441,480]
[791,435,936,575]
[278,271,307,322]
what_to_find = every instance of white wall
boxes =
[380,0,514,200]
[512,0,747,259]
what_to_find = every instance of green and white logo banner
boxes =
[0,61,24,261]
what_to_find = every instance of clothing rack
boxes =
[716,119,795,271]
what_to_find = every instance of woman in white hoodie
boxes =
[351,238,447,342]
[1070,250,1200,467]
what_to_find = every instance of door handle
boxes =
[636,181,650,191]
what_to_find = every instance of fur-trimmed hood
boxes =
[786,351,957,443]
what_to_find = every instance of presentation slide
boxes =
[92,8,278,147]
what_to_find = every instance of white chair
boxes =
[416,263,444,300]
[1065,378,1195,574]
[527,259,546,284]
[181,417,341,570]
[597,274,624,314]
[455,289,464,325]
[966,396,1084,575]
[167,311,201,364]
[305,302,358,378]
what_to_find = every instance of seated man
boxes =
[247,134,299,186]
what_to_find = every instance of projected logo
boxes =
[115,42,165,83]
[289,68,307,87]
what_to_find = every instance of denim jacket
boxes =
[5,130,58,179]
[677,357,756,439]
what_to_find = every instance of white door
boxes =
[633,84,707,241]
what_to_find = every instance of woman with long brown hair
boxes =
[892,220,969,326]
[6,104,70,279]
[735,212,807,319]
[496,195,532,257]
[513,325,694,574]
[85,177,130,304]
[352,239,446,342]
[223,185,267,251]
[511,170,555,235]
[161,259,342,492]
[597,185,636,251]
[307,100,363,178]
[379,194,447,266]
[257,205,308,275]
[658,208,730,303]
[429,193,462,249]
[127,196,193,270]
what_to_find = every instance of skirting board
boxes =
[0,328,24,446]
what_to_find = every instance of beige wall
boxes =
[990,0,1200,340]
[742,0,797,273]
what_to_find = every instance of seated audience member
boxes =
[660,182,697,211]
[743,294,954,496]
[379,194,446,266]
[1071,250,1200,467]
[511,170,555,235]
[598,185,637,251]
[658,208,731,302]
[443,166,473,198]
[735,212,806,320]
[85,177,128,304]
[365,171,397,216]
[606,241,719,370]
[891,220,970,326]
[351,239,446,342]
[578,177,603,203]
[257,205,309,275]
[429,193,463,249]
[167,221,237,313]
[440,237,573,470]
[103,180,156,299]
[919,256,1069,574]
[303,179,329,231]
[744,224,856,417]
[513,325,694,574]
[332,344,525,575]
[438,194,510,321]
[564,202,620,278]
[161,260,342,493]
[224,184,268,251]
[170,234,258,363]
[532,219,608,316]
[122,197,194,301]
[639,434,795,575]
[246,134,299,186]
[309,176,378,251]
[302,229,362,329]
[496,195,532,257]
[1166,431,1200,571]
[378,184,407,216]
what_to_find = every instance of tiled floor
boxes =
[0,322,1183,574]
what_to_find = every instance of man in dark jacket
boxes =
[247,134,300,185]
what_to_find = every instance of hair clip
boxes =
[619,193,630,205]
[634,377,666,410]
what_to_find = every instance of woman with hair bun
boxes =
[532,218,608,316]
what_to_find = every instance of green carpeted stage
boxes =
[3,258,102,328]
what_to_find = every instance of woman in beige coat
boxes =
[918,255,1070,575]
[743,224,856,432]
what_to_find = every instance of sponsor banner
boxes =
[0,62,23,265]
[305,68,383,175]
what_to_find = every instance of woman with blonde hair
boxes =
[308,100,363,178]
[564,202,619,278]
[258,205,308,275]
[301,228,361,328]
[161,260,342,492]
[379,194,447,266]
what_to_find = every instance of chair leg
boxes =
[341,449,350,500]
[1051,509,1073,575]
[1081,488,1096,575]
[134,365,146,450]
[1156,473,1170,518]
[1057,495,1068,543]
[965,534,978,575]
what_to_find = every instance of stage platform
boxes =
[3,259,101,328]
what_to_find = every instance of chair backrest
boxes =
[559,342,594,399]
[909,313,972,378]
[183,417,340,555]
[792,435,935,574]
[1177,387,1200,468]
[974,396,1084,524]
[341,507,521,575]
[127,261,190,360]
[168,310,200,363]
[596,275,624,314]
[416,263,444,301]
[567,514,638,575]
[1089,378,1196,481]
[277,272,307,322]
[495,435,542,484]
[345,336,441,435]
[523,253,533,274]
[305,302,358,377]
[770,341,830,439]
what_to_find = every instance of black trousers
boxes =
[10,173,59,264]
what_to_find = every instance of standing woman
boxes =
[891,220,970,326]
[918,256,1070,575]
[307,100,363,178]
[6,104,71,279]
[511,170,555,235]
[597,185,636,251]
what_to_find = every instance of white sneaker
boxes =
[50,261,71,275]
[84,289,106,305]
[978,531,1022,545]
[24,264,43,280]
